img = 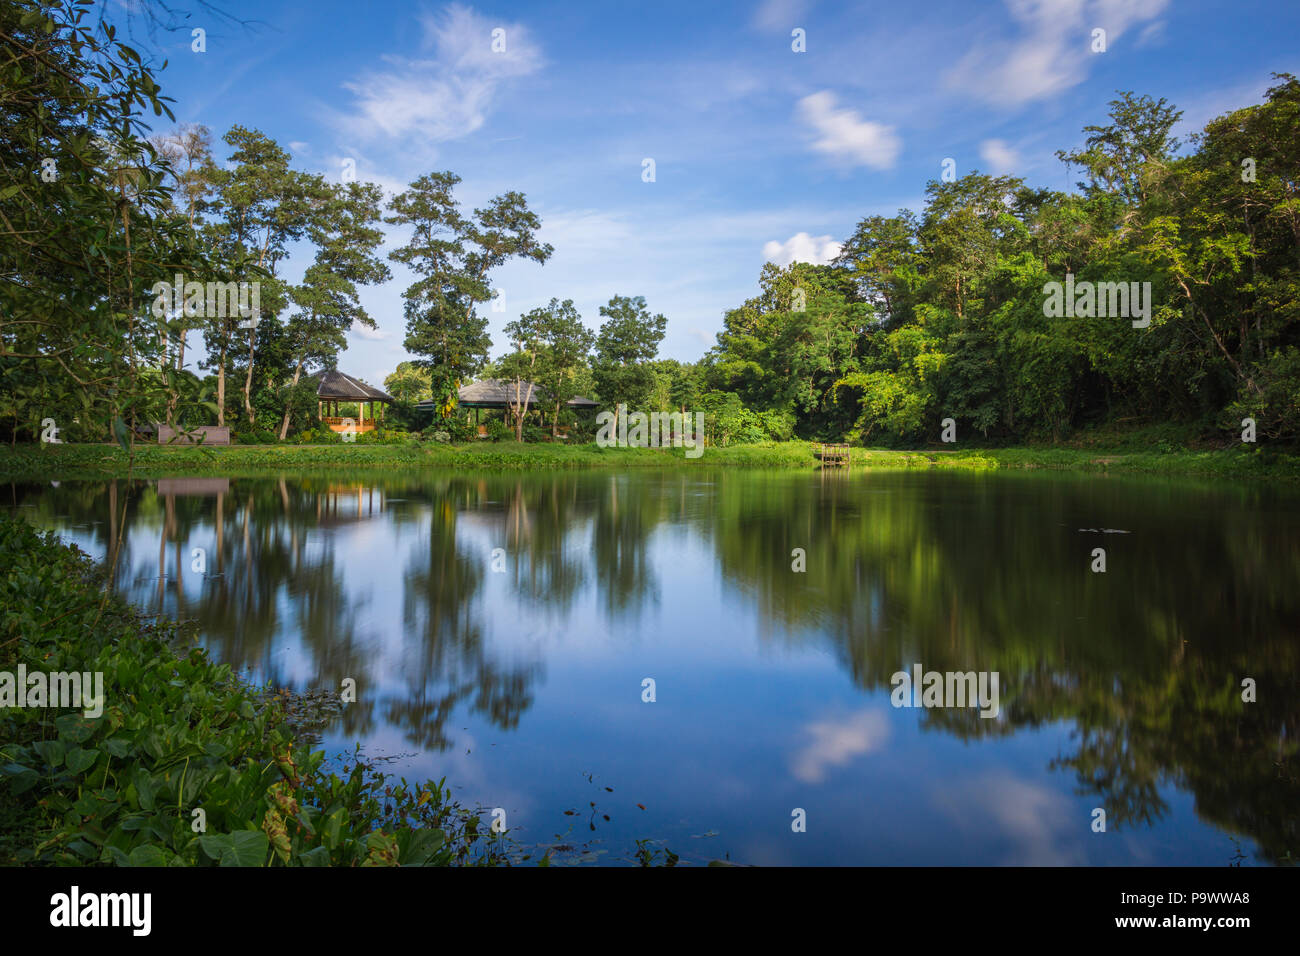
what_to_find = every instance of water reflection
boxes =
[7,469,1297,865]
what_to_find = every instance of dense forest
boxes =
[3,1,1298,448]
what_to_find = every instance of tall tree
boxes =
[204,127,319,427]
[386,171,552,418]
[277,180,389,439]
[526,298,594,436]
[591,295,667,427]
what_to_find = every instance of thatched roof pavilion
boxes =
[310,369,394,433]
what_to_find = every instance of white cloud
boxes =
[791,710,889,784]
[945,0,1169,107]
[762,231,842,267]
[333,3,543,146]
[753,0,814,31]
[350,321,390,341]
[797,91,901,170]
[978,138,1020,173]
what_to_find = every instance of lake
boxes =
[7,468,1298,865]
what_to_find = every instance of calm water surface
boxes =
[8,468,1298,865]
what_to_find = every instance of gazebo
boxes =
[417,379,597,423]
[312,369,395,434]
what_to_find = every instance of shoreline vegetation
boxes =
[1,438,1297,481]
[0,516,515,867]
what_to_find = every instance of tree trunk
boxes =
[278,357,305,441]
[243,330,256,427]
[216,346,228,427]
[165,324,188,427]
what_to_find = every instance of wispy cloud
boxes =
[753,0,815,31]
[332,3,543,147]
[797,91,901,169]
[945,0,1169,107]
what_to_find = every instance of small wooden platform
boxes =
[815,442,851,466]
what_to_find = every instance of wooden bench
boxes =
[157,424,231,446]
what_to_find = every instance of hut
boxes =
[311,369,395,434]
[416,379,598,437]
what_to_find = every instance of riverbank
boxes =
[1,440,1296,480]
[0,515,509,866]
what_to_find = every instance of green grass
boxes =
[1,437,1295,480]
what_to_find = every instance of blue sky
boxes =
[130,0,1300,387]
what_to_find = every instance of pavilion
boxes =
[311,369,395,434]
[417,379,598,422]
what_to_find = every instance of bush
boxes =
[232,427,280,445]
[485,418,512,441]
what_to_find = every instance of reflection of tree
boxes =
[592,474,661,619]
[395,481,543,751]
[702,470,1300,862]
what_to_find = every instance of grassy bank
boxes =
[0,439,1295,480]
[0,515,508,866]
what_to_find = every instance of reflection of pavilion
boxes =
[316,484,384,524]
[156,478,231,496]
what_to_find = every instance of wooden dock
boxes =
[815,443,851,467]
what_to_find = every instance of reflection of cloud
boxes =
[932,773,1086,865]
[791,709,889,783]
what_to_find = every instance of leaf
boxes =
[64,748,98,775]
[32,739,65,767]
[221,830,269,867]
[296,846,332,867]
[112,417,130,453]
[127,845,167,867]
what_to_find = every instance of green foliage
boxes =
[0,517,509,866]
[702,76,1300,450]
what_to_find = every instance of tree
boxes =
[0,0,193,445]
[386,171,552,418]
[527,298,594,436]
[277,180,389,438]
[384,362,433,404]
[591,295,667,427]
[203,127,320,427]
[151,123,218,426]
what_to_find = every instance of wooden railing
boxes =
[815,442,851,466]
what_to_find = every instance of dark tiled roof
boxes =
[416,379,596,408]
[312,369,394,402]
